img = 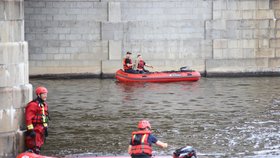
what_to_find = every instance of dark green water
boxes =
[30,77,280,158]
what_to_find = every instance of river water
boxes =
[30,77,280,158]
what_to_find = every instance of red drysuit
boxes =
[25,98,49,153]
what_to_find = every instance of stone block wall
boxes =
[207,0,274,59]
[25,0,213,75]
[206,0,280,75]
[25,0,108,75]
[117,0,212,62]
[25,0,280,76]
[0,0,32,157]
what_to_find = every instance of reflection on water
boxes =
[30,77,280,157]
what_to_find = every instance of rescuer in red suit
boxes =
[135,54,153,74]
[128,120,168,158]
[25,86,49,154]
[123,51,137,73]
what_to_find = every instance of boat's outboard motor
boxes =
[180,66,189,72]
[173,146,197,158]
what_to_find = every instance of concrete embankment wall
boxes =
[207,0,280,76]
[24,0,280,77]
[0,0,32,157]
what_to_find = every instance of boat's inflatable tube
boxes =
[115,69,201,83]
[17,152,56,158]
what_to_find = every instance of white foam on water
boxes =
[251,120,278,124]
[229,139,237,147]
[253,148,280,156]
[198,152,226,157]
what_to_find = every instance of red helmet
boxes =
[35,86,48,95]
[138,120,151,129]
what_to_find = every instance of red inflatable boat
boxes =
[115,69,201,83]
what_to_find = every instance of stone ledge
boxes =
[28,58,280,78]
[206,71,280,77]
[30,59,206,79]
[206,58,280,77]
[30,73,101,79]
[30,66,101,75]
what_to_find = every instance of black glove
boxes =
[44,127,48,137]
[28,130,36,138]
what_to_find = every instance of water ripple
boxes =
[29,77,280,157]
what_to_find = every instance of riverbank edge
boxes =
[29,71,280,80]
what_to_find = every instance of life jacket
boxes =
[130,130,152,156]
[137,60,145,71]
[123,58,132,70]
[26,99,49,130]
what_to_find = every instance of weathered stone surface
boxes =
[0,84,32,110]
[213,39,228,49]
[0,1,31,157]
[270,39,280,48]
[258,0,270,9]
[101,22,124,40]
[213,0,227,11]
[0,1,23,21]
[29,60,102,75]
[276,49,280,57]
[243,48,256,58]
[258,39,270,48]
[272,0,280,9]
[269,58,280,67]
[0,42,28,64]
[0,129,26,157]
[255,10,274,19]
[109,40,121,60]
[228,40,238,48]
[0,108,25,133]
[123,40,212,60]
[108,2,121,22]
[0,63,29,87]
[121,1,211,21]
[240,1,257,10]
[0,21,24,42]
[256,48,275,58]
[213,10,222,20]
[0,133,16,158]
[148,59,205,72]
[214,48,251,59]
[101,60,122,74]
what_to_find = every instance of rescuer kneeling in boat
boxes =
[128,120,168,158]
[123,51,137,73]
[135,54,153,74]
[25,86,50,154]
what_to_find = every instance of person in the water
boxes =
[128,120,168,158]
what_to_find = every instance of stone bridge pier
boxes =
[0,0,32,157]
